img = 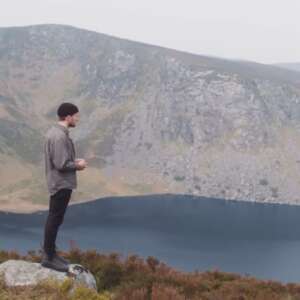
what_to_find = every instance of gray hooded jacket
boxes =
[44,123,77,195]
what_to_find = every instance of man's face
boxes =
[67,112,80,127]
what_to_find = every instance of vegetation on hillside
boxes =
[1,248,300,299]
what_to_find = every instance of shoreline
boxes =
[0,198,96,214]
[1,193,300,214]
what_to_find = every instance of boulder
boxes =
[0,259,97,291]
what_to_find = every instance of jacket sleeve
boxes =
[50,136,77,172]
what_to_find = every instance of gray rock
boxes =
[0,259,97,291]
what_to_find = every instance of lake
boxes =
[1,194,300,283]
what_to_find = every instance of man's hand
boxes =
[75,158,88,171]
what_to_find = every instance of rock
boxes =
[0,259,97,291]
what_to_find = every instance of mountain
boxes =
[274,62,300,73]
[1,24,300,212]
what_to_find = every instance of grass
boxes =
[1,248,300,299]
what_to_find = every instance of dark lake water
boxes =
[1,194,300,283]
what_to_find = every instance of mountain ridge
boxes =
[274,62,300,73]
[1,24,300,211]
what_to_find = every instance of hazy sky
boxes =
[1,0,300,64]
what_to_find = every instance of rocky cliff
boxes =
[1,24,300,210]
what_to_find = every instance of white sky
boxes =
[1,0,300,64]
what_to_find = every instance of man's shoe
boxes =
[41,253,69,272]
[53,252,70,265]
[53,245,70,265]
[41,245,70,265]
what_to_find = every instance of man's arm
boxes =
[50,136,77,172]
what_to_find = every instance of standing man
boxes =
[41,102,87,271]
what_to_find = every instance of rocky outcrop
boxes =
[0,260,97,291]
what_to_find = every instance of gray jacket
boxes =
[44,123,77,195]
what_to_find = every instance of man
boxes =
[41,102,87,271]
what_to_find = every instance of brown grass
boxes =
[0,248,300,299]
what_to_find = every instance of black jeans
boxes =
[43,188,72,256]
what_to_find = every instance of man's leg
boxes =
[43,188,72,258]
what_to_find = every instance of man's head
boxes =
[57,102,79,128]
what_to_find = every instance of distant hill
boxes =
[274,62,300,73]
[1,24,300,211]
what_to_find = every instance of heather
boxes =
[1,248,300,299]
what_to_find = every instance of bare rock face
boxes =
[2,25,300,206]
[0,259,97,291]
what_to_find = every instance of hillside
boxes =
[274,62,300,73]
[1,249,300,299]
[1,25,300,211]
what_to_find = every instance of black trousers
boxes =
[43,188,72,256]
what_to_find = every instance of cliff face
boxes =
[1,24,300,210]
